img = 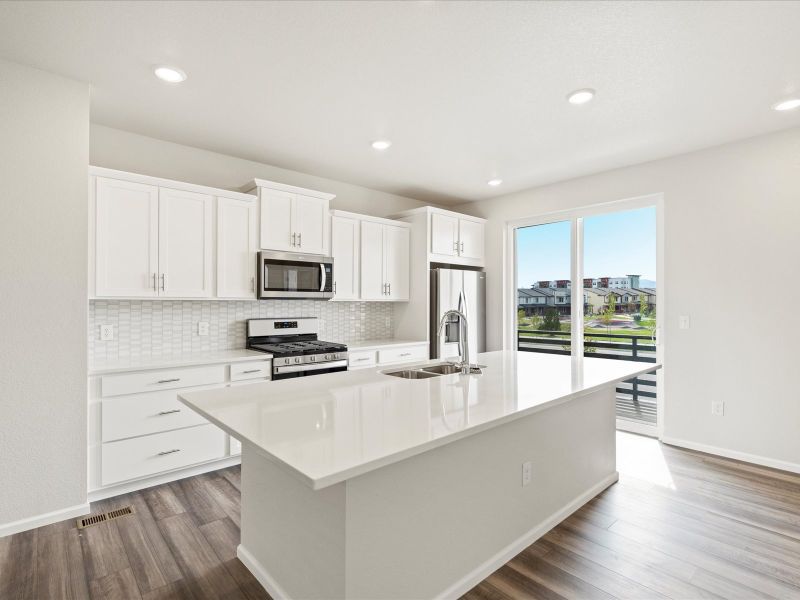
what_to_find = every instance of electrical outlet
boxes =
[198,321,209,336]
[522,461,532,487]
[711,400,724,416]
[100,324,114,341]
[679,315,691,330]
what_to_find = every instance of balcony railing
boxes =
[517,329,657,425]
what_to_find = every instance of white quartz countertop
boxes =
[346,339,427,351]
[89,349,271,376]
[179,351,658,490]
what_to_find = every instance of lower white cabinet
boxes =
[102,425,226,486]
[89,357,271,498]
[348,342,429,369]
[378,344,427,365]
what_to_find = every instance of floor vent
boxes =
[77,506,134,529]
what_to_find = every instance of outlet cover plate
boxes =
[100,324,114,341]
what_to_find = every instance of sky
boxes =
[516,206,656,286]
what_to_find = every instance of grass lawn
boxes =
[518,324,655,344]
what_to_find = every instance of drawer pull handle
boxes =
[241,369,261,374]
[156,378,181,384]
[157,409,181,415]
[399,353,412,357]
[157,449,181,456]
[354,357,371,362]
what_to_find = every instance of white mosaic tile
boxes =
[89,299,394,364]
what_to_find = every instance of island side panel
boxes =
[238,449,347,599]
[344,386,617,600]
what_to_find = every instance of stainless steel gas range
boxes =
[246,317,348,380]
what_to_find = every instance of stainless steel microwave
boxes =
[258,251,334,299]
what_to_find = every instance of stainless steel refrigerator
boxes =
[430,268,486,360]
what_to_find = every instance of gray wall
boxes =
[90,124,433,217]
[0,60,90,527]
[456,126,800,470]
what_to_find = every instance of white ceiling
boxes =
[1,1,799,205]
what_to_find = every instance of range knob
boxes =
[324,354,331,361]
[310,355,316,362]
[294,357,301,364]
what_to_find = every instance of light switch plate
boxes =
[679,315,691,330]
[198,321,209,336]
[100,324,114,341]
[711,400,724,416]
[522,461,532,487]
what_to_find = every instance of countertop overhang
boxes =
[179,351,659,489]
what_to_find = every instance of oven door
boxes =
[258,251,334,299]
[273,360,348,380]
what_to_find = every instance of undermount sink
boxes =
[383,369,441,380]
[420,363,463,375]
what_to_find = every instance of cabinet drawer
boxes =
[230,360,271,382]
[348,350,376,369]
[101,365,226,397]
[377,344,428,365]
[101,424,225,486]
[102,388,211,442]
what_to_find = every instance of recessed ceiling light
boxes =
[487,178,503,187]
[154,66,187,83]
[772,98,800,112]
[371,140,392,151]
[567,88,595,105]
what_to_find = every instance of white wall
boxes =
[0,60,90,530]
[90,125,432,217]
[456,126,800,471]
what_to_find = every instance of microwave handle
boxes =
[320,263,327,292]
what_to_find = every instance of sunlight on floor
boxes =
[616,430,675,489]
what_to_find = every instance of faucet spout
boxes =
[437,309,471,374]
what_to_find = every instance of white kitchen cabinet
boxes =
[247,179,334,255]
[457,218,484,260]
[330,215,360,300]
[217,196,257,298]
[158,187,213,298]
[431,212,459,257]
[95,177,159,297]
[359,221,410,301]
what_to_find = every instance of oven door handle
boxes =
[274,359,348,375]
[320,263,327,292]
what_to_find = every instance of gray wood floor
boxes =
[2,433,799,599]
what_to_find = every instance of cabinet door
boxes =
[331,216,360,300]
[360,220,385,300]
[292,194,328,255]
[431,212,459,257]
[217,197,257,298]
[95,177,159,297]
[458,219,485,260]
[384,225,410,301]
[158,188,213,297]
[260,189,294,251]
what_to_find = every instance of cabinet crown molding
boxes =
[330,209,411,228]
[244,178,336,201]
[389,205,487,224]
[89,166,256,202]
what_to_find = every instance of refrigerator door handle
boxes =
[457,288,468,360]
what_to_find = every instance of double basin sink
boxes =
[383,362,468,379]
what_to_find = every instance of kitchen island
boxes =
[180,350,658,599]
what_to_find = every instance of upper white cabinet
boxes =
[95,177,160,297]
[217,196,258,298]
[360,221,410,302]
[245,179,334,256]
[392,206,486,267]
[157,188,213,298]
[90,167,257,299]
[330,214,360,301]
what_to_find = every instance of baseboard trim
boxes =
[0,502,91,538]
[662,436,800,475]
[237,544,290,600]
[435,471,620,599]
[235,472,619,600]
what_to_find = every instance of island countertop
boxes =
[179,350,658,489]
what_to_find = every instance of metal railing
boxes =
[517,329,657,425]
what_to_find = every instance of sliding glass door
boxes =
[513,198,661,435]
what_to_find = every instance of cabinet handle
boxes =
[460,241,464,253]
[158,409,181,415]
[156,378,180,384]
[152,273,158,292]
[292,232,297,246]
[454,240,459,252]
[157,449,181,456]
[353,357,371,362]
[333,281,337,293]
[388,283,391,296]
[242,369,261,374]
[399,352,411,357]
[297,232,302,247]
[160,273,166,291]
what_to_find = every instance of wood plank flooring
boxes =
[2,433,799,599]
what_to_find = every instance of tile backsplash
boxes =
[89,299,394,365]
